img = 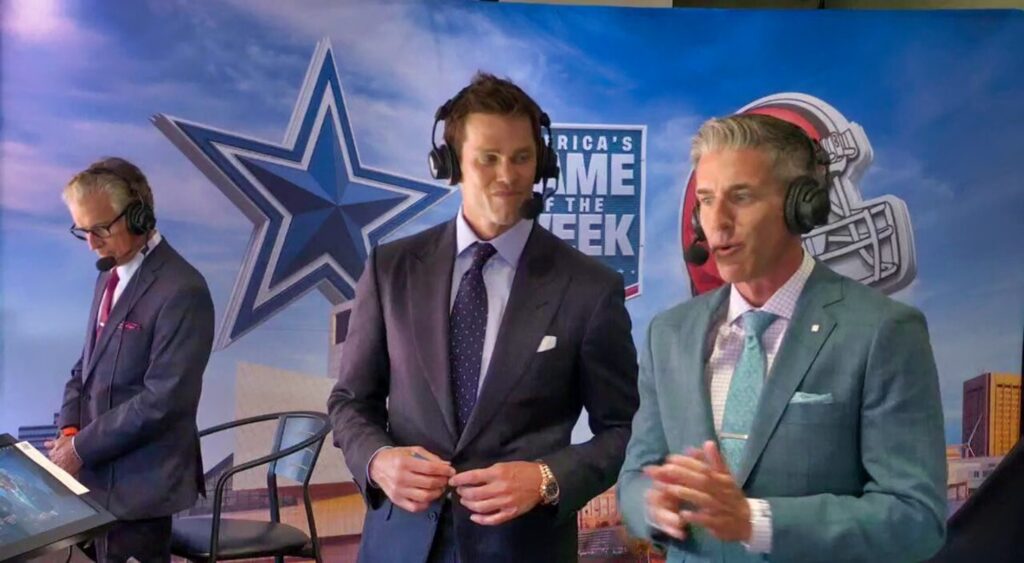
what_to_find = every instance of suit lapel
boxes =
[737,264,843,486]
[455,226,569,454]
[408,221,459,444]
[84,243,167,382]
[81,275,106,375]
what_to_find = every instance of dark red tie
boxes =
[96,269,120,343]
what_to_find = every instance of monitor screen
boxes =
[0,439,114,561]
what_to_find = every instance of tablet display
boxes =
[0,439,114,561]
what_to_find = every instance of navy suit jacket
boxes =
[328,220,639,562]
[59,240,215,520]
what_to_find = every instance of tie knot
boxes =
[470,243,497,271]
[107,269,120,287]
[742,310,776,340]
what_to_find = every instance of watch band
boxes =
[538,461,559,505]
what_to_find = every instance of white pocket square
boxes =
[789,392,833,405]
[537,335,557,353]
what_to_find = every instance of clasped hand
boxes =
[370,447,543,526]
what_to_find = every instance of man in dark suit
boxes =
[47,157,215,562]
[328,73,639,562]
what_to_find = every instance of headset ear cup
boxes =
[535,112,560,184]
[785,176,829,234]
[535,147,560,184]
[428,146,450,182]
[805,182,830,229]
[428,144,460,185]
[124,200,156,235]
[446,144,461,185]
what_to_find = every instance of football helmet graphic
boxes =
[681,93,916,296]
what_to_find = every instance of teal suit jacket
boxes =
[618,263,946,562]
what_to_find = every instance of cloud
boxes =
[0,141,79,216]
[890,277,927,309]
[1,0,103,46]
[207,0,621,170]
[1,117,249,230]
[646,113,703,183]
[861,150,955,204]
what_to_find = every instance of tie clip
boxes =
[719,432,748,440]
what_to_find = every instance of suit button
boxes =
[429,511,438,522]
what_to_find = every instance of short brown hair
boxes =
[443,72,545,157]
[63,157,155,214]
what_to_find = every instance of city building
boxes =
[962,372,1021,458]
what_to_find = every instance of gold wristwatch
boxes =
[538,461,560,505]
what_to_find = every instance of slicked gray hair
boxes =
[62,157,155,215]
[691,113,823,186]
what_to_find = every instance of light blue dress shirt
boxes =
[451,210,533,396]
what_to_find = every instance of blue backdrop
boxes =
[2,0,1022,523]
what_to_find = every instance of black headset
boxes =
[691,136,831,240]
[89,166,157,236]
[427,87,560,187]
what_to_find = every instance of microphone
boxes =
[683,237,710,266]
[96,256,117,272]
[519,185,557,220]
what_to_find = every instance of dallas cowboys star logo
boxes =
[154,39,450,348]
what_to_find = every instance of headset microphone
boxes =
[96,256,117,272]
[519,184,558,220]
[683,236,710,266]
[684,202,710,266]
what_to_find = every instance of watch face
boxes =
[544,480,559,499]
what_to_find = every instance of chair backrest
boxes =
[268,413,328,485]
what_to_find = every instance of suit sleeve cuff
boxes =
[742,498,772,554]
[366,446,392,488]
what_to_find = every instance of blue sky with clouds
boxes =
[2,0,1022,454]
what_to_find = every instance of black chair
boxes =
[171,411,330,563]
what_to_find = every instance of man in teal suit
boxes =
[617,113,946,562]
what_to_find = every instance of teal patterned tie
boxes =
[720,310,777,473]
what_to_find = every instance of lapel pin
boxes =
[811,324,820,333]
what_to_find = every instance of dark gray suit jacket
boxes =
[328,220,639,562]
[58,240,214,520]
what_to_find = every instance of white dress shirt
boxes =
[703,250,815,554]
[450,210,532,394]
[95,231,163,325]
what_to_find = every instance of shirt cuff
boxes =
[70,436,83,465]
[743,498,772,553]
[366,446,392,488]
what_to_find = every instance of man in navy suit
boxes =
[328,73,639,562]
[48,157,215,562]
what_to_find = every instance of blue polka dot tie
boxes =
[720,310,777,473]
[449,242,497,434]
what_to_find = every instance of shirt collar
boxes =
[115,230,163,280]
[726,249,815,326]
[455,208,532,267]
